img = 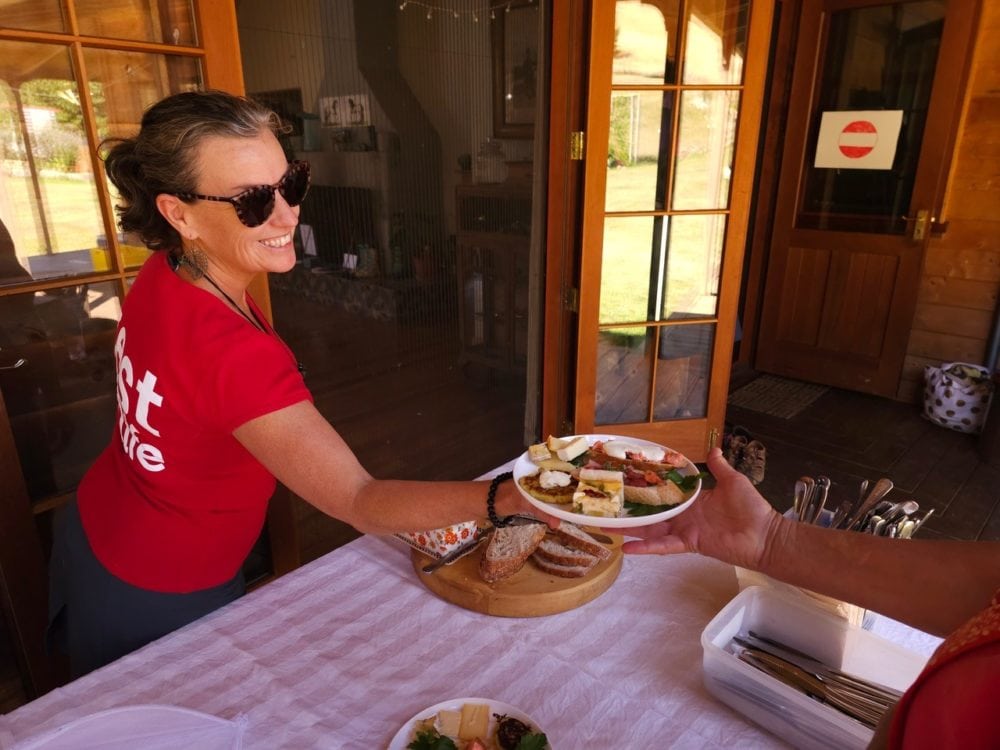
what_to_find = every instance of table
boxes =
[0,534,941,750]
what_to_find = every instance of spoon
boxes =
[901,508,935,538]
[809,476,831,525]
[880,499,919,526]
[843,477,894,531]
[796,477,815,522]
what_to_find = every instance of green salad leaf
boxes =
[407,728,457,750]
[517,732,549,750]
[666,470,707,492]
[624,501,668,517]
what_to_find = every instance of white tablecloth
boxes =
[0,533,940,750]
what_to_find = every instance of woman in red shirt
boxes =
[49,90,533,677]
[622,448,1000,748]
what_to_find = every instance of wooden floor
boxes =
[727,370,1000,542]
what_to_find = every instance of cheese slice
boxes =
[536,458,577,472]
[573,470,624,517]
[555,436,588,462]
[527,442,552,462]
[459,703,490,740]
[436,709,461,738]
[546,434,569,451]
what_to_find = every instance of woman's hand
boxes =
[615,447,784,570]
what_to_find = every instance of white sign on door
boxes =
[814,110,903,170]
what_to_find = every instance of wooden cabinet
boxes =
[455,184,531,373]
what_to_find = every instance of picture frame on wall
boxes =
[319,96,343,128]
[491,0,538,139]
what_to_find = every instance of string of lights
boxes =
[397,0,532,22]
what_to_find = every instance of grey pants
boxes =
[48,500,244,677]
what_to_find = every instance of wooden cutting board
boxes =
[411,531,624,617]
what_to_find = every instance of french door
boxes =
[755,0,977,396]
[0,0,244,698]
[572,0,774,460]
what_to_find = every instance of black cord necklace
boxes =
[173,252,306,375]
[201,271,267,334]
[175,253,265,333]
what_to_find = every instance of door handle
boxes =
[901,210,935,241]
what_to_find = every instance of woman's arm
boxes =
[621,448,1000,637]
[233,400,528,534]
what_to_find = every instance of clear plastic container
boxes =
[701,585,928,750]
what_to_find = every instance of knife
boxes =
[421,530,492,574]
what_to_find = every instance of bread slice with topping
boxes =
[479,523,547,583]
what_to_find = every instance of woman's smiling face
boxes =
[183,129,300,283]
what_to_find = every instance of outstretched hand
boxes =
[612,447,783,570]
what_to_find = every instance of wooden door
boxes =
[0,0,245,699]
[573,0,774,461]
[755,0,978,396]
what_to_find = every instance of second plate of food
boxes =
[387,697,549,749]
[512,434,702,528]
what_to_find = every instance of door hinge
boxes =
[708,427,720,451]
[564,286,579,312]
[560,418,575,435]
[569,131,585,160]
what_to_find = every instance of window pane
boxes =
[0,282,121,502]
[606,90,673,212]
[596,327,654,425]
[600,216,660,325]
[671,89,739,210]
[613,0,681,85]
[0,41,106,283]
[84,47,202,269]
[653,322,713,420]
[681,0,749,85]
[661,214,725,320]
[75,0,198,46]
[0,0,66,32]
[798,2,945,233]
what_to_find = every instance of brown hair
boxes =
[101,89,282,251]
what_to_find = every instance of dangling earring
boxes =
[180,242,209,280]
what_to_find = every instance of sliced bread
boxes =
[534,536,599,567]
[551,521,612,561]
[479,523,547,583]
[530,552,597,578]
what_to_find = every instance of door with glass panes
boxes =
[573,0,773,461]
[0,0,244,698]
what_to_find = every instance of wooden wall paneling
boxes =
[919,276,999,310]
[912,303,993,340]
[906,329,985,364]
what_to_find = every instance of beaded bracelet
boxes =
[486,471,514,527]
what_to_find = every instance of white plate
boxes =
[513,434,702,529]
[387,697,548,749]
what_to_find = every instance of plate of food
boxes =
[388,697,549,750]
[513,434,703,529]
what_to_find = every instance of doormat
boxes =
[728,374,829,419]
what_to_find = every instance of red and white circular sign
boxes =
[838,120,878,159]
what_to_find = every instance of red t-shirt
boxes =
[78,252,312,592]
[889,589,1000,748]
